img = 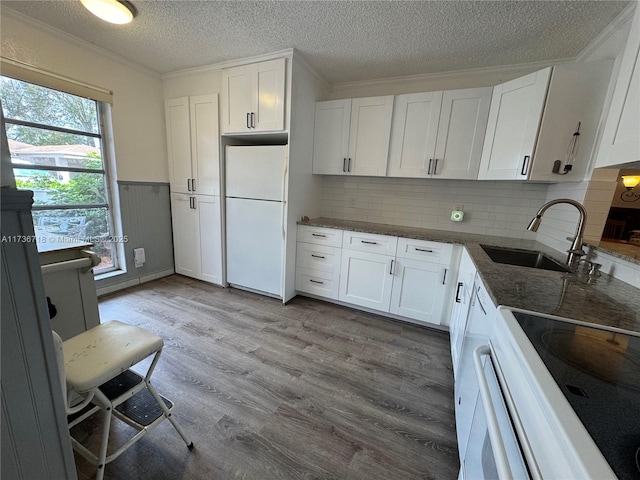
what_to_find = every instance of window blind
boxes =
[0,57,113,105]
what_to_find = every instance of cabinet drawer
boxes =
[297,225,343,247]
[396,237,452,263]
[296,267,339,299]
[342,231,397,256]
[296,242,341,273]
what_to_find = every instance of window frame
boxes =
[2,75,122,275]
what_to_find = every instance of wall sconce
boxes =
[81,0,137,24]
[621,175,640,190]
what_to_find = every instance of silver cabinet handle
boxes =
[361,240,377,245]
[187,179,191,191]
[247,112,251,129]
[415,248,433,253]
[192,178,196,192]
[309,279,324,285]
[389,259,395,275]
[343,158,347,172]
[442,268,447,285]
[311,254,325,259]
[312,233,326,238]
[434,158,439,175]
[428,158,433,175]
[476,290,487,315]
[521,155,530,176]
[251,112,256,128]
[348,158,351,172]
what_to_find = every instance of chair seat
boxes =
[63,320,164,393]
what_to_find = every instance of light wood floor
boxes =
[74,275,459,479]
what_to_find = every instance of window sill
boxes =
[95,269,127,281]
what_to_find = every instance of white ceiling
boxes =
[1,1,632,84]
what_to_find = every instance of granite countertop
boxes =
[300,217,640,334]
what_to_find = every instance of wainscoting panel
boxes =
[96,181,174,294]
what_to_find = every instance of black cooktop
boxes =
[514,312,640,480]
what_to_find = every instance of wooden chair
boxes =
[52,321,193,480]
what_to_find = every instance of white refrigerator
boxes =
[225,145,288,297]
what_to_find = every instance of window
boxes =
[1,76,119,274]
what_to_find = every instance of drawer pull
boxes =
[309,279,324,285]
[361,240,378,245]
[312,233,326,238]
[311,254,325,259]
[442,268,448,285]
[415,248,433,253]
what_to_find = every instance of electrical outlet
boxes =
[134,247,145,268]
[349,197,356,208]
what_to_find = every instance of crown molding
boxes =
[1,7,161,79]
[329,57,572,94]
[576,2,637,62]
[162,48,295,80]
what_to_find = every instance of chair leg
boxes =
[145,380,193,449]
[93,389,114,480]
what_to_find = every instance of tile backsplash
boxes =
[320,176,549,239]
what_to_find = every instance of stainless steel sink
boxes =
[480,245,570,273]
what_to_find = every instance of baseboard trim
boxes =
[97,268,175,297]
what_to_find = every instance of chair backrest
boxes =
[51,331,69,412]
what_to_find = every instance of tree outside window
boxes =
[1,76,118,273]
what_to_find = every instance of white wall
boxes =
[0,10,167,183]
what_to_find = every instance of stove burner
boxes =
[541,330,640,392]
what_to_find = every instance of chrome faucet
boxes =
[527,198,587,269]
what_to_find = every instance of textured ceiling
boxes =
[1,1,631,84]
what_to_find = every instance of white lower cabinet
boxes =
[449,248,477,373]
[171,193,223,285]
[389,258,449,324]
[295,225,343,300]
[296,228,457,326]
[339,249,395,311]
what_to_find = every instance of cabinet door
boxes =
[478,68,551,180]
[252,58,286,132]
[170,193,198,278]
[389,258,448,325]
[196,195,223,285]
[449,248,477,374]
[348,96,394,176]
[434,87,492,179]
[598,6,640,167]
[221,64,252,133]
[387,92,442,177]
[190,95,220,196]
[339,250,394,311]
[312,99,351,175]
[165,97,192,194]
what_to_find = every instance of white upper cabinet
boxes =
[388,87,492,179]
[387,91,442,177]
[313,96,394,176]
[433,88,492,179]
[597,5,640,168]
[478,68,551,180]
[479,62,613,181]
[165,94,220,195]
[221,58,286,134]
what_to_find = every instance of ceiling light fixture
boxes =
[621,175,640,190]
[80,0,136,25]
